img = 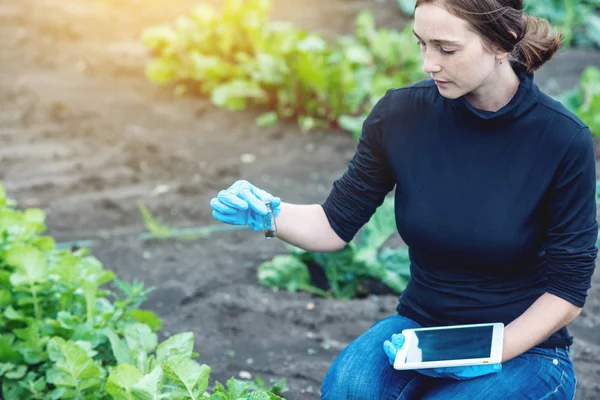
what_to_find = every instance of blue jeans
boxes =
[321,315,576,399]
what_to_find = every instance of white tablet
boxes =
[393,322,504,370]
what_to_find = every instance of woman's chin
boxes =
[436,86,460,99]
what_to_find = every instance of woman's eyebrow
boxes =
[412,30,462,46]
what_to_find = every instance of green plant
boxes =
[141,0,425,134]
[258,196,411,299]
[558,66,600,137]
[338,10,425,142]
[525,0,600,48]
[0,182,286,399]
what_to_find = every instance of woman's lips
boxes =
[434,80,449,87]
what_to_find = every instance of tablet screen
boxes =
[405,325,494,362]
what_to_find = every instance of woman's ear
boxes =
[494,31,518,61]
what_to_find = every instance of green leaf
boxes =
[378,247,411,293]
[139,203,175,239]
[23,208,46,232]
[359,196,397,251]
[3,306,28,322]
[5,245,49,286]
[0,182,6,207]
[0,335,22,362]
[71,324,103,348]
[57,311,80,330]
[2,379,30,400]
[188,52,230,82]
[256,111,278,127]
[296,35,327,52]
[130,309,163,332]
[105,329,134,365]
[106,364,144,400]
[343,44,373,65]
[141,25,178,51]
[0,288,11,307]
[355,10,376,44]
[564,66,600,136]
[125,323,157,371]
[82,280,97,323]
[145,58,180,84]
[130,366,164,400]
[155,332,195,363]
[5,364,27,380]
[257,255,311,292]
[584,13,600,47]
[125,323,157,354]
[211,79,267,111]
[14,324,48,364]
[31,235,55,252]
[248,391,284,400]
[46,337,102,390]
[162,355,210,399]
[337,114,365,142]
[247,53,289,85]
[224,376,249,398]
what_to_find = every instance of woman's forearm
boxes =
[501,292,582,362]
[275,203,347,253]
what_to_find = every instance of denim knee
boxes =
[320,314,424,400]
[320,355,376,400]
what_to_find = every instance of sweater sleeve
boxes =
[545,126,598,307]
[321,91,396,243]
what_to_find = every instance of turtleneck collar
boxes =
[453,61,538,122]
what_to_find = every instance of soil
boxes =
[1,0,600,398]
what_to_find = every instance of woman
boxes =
[210,0,597,398]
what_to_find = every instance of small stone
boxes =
[246,358,254,364]
[306,302,315,310]
[240,153,256,163]
[151,184,171,196]
[239,371,252,380]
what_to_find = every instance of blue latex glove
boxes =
[383,333,502,380]
[210,180,281,231]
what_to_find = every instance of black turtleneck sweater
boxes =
[322,63,598,348]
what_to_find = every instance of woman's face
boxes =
[413,3,500,99]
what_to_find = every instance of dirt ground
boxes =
[1,0,600,398]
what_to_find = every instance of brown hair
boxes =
[414,0,562,72]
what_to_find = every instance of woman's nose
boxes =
[422,52,442,74]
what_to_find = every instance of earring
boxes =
[497,56,503,64]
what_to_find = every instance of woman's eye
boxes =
[440,48,456,55]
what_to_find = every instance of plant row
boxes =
[0,183,286,399]
[142,0,600,139]
[141,0,425,138]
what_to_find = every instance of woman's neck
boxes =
[465,63,522,112]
